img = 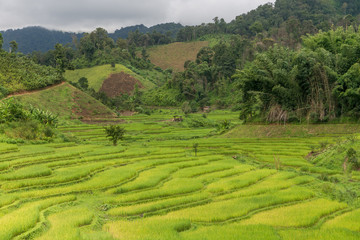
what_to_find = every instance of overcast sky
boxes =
[0,0,275,33]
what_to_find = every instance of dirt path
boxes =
[1,82,66,101]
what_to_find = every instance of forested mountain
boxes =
[0,23,183,54]
[0,27,83,54]
[177,0,360,47]
[110,23,183,40]
[3,0,359,54]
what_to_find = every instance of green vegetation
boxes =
[64,64,155,91]
[0,110,359,239]
[2,0,360,239]
[0,50,59,97]
[0,98,59,142]
[104,125,125,146]
[241,198,347,227]
[13,83,116,121]
[147,41,209,72]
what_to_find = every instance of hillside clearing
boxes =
[64,64,155,92]
[10,82,117,122]
[147,41,209,71]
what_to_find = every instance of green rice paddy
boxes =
[0,110,360,239]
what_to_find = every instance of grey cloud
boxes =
[0,0,274,32]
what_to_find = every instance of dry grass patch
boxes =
[148,41,209,71]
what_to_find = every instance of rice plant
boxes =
[241,198,348,227]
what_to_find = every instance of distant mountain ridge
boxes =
[0,27,84,54]
[0,23,184,54]
[111,23,183,40]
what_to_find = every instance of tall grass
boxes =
[322,209,360,231]
[279,228,360,240]
[241,198,348,227]
[37,207,93,240]
[104,217,190,240]
[165,187,314,222]
[108,192,210,217]
[109,178,204,204]
[181,224,280,240]
[206,169,276,194]
[0,196,75,240]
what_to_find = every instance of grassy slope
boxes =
[147,41,209,72]
[13,83,115,120]
[64,64,155,92]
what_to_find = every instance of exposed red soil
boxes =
[100,72,143,98]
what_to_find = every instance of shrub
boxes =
[4,120,40,140]
[104,125,126,146]
[43,126,55,138]
[0,98,29,123]
[189,101,199,113]
[319,141,329,150]
[29,105,58,126]
[135,106,151,115]
[0,86,9,99]
[219,119,231,130]
[346,147,360,169]
[183,116,218,128]
[78,77,89,90]
[181,102,192,115]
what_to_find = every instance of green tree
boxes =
[250,21,264,35]
[104,125,126,146]
[235,46,299,122]
[128,44,136,58]
[79,33,96,60]
[333,63,360,116]
[54,43,73,77]
[346,147,359,169]
[196,47,214,65]
[0,98,28,123]
[141,48,149,60]
[78,77,89,90]
[9,40,18,53]
[90,28,114,50]
[0,33,3,49]
[116,38,128,49]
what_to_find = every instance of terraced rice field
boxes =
[0,111,360,239]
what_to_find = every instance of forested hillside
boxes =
[0,37,59,98]
[3,0,360,54]
[110,23,183,40]
[236,28,360,122]
[177,0,360,47]
[0,23,183,54]
[157,27,360,122]
[149,0,360,122]
[2,0,360,123]
[0,27,83,54]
